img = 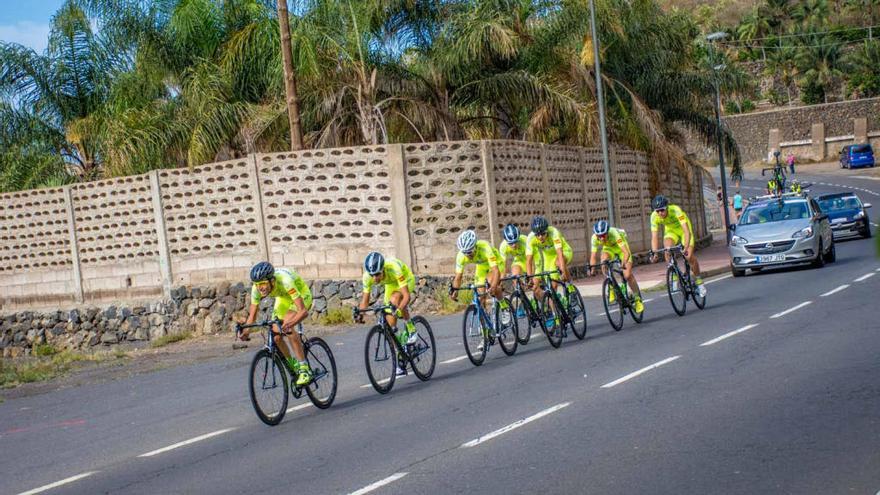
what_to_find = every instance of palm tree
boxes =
[795,33,844,103]
[276,0,304,150]
[793,0,831,28]
[844,0,880,38]
[842,39,880,96]
[763,44,799,104]
[738,6,772,60]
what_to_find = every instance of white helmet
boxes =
[456,229,477,253]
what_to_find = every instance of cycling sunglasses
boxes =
[654,207,667,213]
[254,280,271,288]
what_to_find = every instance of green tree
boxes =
[795,33,844,103]
[843,39,880,96]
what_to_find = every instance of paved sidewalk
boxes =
[573,234,731,296]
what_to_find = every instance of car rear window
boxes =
[852,144,872,154]
[818,196,861,211]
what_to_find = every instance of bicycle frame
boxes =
[589,259,629,302]
[355,304,429,362]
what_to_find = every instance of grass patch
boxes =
[32,343,58,357]
[319,307,353,326]
[0,350,89,388]
[150,331,192,348]
[434,286,471,314]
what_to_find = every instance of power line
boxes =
[718,23,880,44]
[724,36,877,51]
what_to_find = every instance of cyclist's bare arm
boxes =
[358,290,371,310]
[589,251,599,275]
[452,272,463,291]
[526,254,535,276]
[556,247,570,280]
[246,303,259,324]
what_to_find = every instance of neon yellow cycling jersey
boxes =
[362,257,415,294]
[251,268,313,318]
[525,226,571,256]
[650,204,692,235]
[499,235,528,267]
[591,227,630,258]
[454,240,500,274]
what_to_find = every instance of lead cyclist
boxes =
[648,195,707,297]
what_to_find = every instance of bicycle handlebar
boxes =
[450,281,490,292]
[235,319,282,333]
[648,244,684,256]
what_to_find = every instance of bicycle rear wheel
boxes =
[408,316,436,381]
[602,278,624,331]
[364,325,396,394]
[304,337,337,409]
[495,297,518,356]
[511,292,532,345]
[567,286,588,340]
[540,292,564,348]
[666,266,687,316]
[463,305,487,366]
[248,349,289,426]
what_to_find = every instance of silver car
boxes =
[728,194,835,277]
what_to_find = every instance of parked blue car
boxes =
[839,144,875,169]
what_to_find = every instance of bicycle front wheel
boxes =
[463,305,487,366]
[629,288,645,323]
[511,292,532,345]
[364,325,396,394]
[602,278,624,331]
[567,286,588,340]
[540,292,564,348]
[495,297,518,356]
[248,349,289,426]
[304,337,337,409]
[666,266,687,316]
[408,316,436,381]
[691,272,707,310]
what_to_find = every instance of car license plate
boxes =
[757,254,785,263]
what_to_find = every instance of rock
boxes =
[201,316,214,335]
[126,316,141,332]
[16,312,33,323]
[68,309,81,324]
[0,334,10,348]
[198,298,214,309]
[219,295,236,311]
[100,332,119,344]
[105,318,120,330]
[120,307,133,319]
[324,282,340,297]
[148,313,164,327]
[313,297,327,313]
[186,301,199,317]
[312,280,325,294]
[191,288,202,299]
[26,329,38,343]
[171,286,187,302]
[81,321,94,332]
[339,283,355,300]
[31,319,42,329]
[84,307,99,321]
[217,282,231,298]
[51,322,66,336]
[87,331,99,346]
[133,306,147,315]
[230,282,248,297]
[71,331,86,348]
[103,306,117,319]
[133,327,150,341]
[149,325,167,341]
[202,287,216,299]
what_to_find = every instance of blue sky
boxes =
[0,0,66,52]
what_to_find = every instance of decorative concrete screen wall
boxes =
[0,140,706,311]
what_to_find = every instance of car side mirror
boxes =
[864,203,872,209]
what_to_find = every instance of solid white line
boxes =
[820,284,850,297]
[348,473,408,495]
[138,429,235,457]
[699,324,759,347]
[601,356,681,388]
[286,403,312,414]
[704,274,733,285]
[460,402,570,448]
[770,301,812,319]
[855,272,876,282]
[17,472,98,495]
[440,355,469,364]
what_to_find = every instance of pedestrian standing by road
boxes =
[787,152,796,174]
[733,190,744,221]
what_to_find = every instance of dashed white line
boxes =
[460,402,571,448]
[705,273,733,285]
[600,356,681,388]
[770,301,812,319]
[16,472,98,495]
[699,324,760,347]
[440,355,469,364]
[360,374,411,388]
[348,473,409,495]
[855,272,876,282]
[820,284,850,297]
[286,403,312,414]
[138,428,235,457]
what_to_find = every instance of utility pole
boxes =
[707,31,732,244]
[589,0,615,224]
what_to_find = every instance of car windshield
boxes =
[740,201,810,225]
[818,196,861,212]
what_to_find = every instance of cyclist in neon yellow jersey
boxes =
[589,220,643,313]
[499,223,528,277]
[525,216,573,299]
[240,262,313,387]
[356,252,417,376]
[451,229,504,302]
[648,195,706,296]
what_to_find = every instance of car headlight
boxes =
[731,235,748,246]
[792,226,813,239]
[855,211,865,219]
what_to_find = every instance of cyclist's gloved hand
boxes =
[447,284,455,296]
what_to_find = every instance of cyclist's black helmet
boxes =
[364,251,385,275]
[250,261,275,282]
[502,224,520,243]
[652,195,669,211]
[531,216,549,235]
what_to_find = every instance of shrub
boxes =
[150,331,192,348]
[319,306,353,325]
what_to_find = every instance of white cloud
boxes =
[0,21,51,53]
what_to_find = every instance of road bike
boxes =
[652,245,706,316]
[236,319,337,426]
[354,304,436,394]
[525,269,588,348]
[504,274,541,345]
[451,282,518,366]
[589,259,644,331]
[763,152,789,194]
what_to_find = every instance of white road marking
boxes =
[770,301,812,319]
[876,267,880,272]
[286,403,312,414]
[820,284,850,297]
[601,356,681,388]
[348,473,409,495]
[873,222,880,227]
[855,272,876,282]
[705,274,733,285]
[460,402,571,448]
[138,429,235,457]
[17,472,98,495]
[699,324,759,347]
[360,374,411,388]
[643,298,654,303]
[440,355,469,364]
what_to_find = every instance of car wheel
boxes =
[823,240,836,263]
[812,238,826,268]
[731,263,746,277]
[863,221,873,238]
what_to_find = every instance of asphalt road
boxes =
[1,175,878,495]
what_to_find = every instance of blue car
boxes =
[816,192,873,239]
[839,144,875,169]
